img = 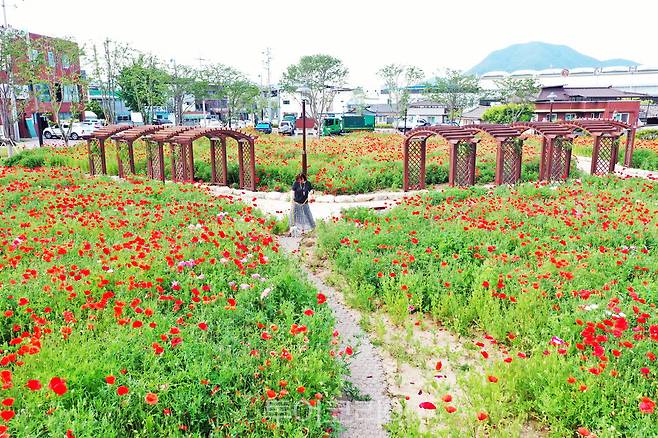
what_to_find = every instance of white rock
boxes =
[354,194,374,202]
[266,192,281,200]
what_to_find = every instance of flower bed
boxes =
[318,177,658,436]
[0,167,343,436]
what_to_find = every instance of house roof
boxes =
[409,99,445,108]
[366,103,398,114]
[461,105,489,120]
[537,86,645,101]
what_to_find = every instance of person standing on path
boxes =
[290,173,316,234]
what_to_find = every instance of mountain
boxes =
[469,42,638,75]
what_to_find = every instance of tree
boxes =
[493,77,541,122]
[165,61,207,126]
[351,87,367,114]
[89,39,131,124]
[377,64,424,119]
[426,69,481,122]
[482,103,535,124]
[85,99,105,119]
[204,64,259,127]
[117,54,168,125]
[29,36,86,146]
[280,55,348,134]
[0,27,31,146]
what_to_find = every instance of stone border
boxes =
[208,185,427,204]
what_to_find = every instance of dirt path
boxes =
[278,236,392,438]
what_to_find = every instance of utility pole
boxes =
[196,57,207,122]
[262,47,272,121]
[2,0,8,28]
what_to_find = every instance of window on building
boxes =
[613,113,630,123]
[565,113,576,121]
[62,55,70,69]
[29,49,39,61]
[282,100,290,105]
[34,84,51,103]
[545,113,557,122]
[62,85,79,103]
[591,112,601,118]
[47,51,55,67]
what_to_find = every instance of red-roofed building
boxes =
[535,85,643,126]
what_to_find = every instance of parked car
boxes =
[395,117,430,132]
[278,120,294,135]
[43,122,94,140]
[255,122,273,134]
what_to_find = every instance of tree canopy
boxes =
[426,69,481,121]
[117,55,169,124]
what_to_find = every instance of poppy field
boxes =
[0,166,345,437]
[7,132,544,194]
[318,176,658,436]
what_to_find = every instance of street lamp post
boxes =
[547,92,558,122]
[297,86,310,175]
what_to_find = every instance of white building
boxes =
[479,65,658,98]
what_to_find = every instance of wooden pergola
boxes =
[85,124,132,175]
[465,124,525,185]
[168,128,258,190]
[112,125,167,178]
[558,119,624,174]
[513,122,575,181]
[146,126,195,183]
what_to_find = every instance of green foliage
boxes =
[425,69,481,121]
[482,103,535,124]
[117,54,169,123]
[280,55,349,126]
[84,99,105,119]
[493,77,541,105]
[636,129,658,140]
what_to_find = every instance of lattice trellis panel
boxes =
[240,140,253,189]
[550,137,570,180]
[594,136,617,175]
[211,140,226,185]
[171,144,186,181]
[117,140,132,177]
[501,138,522,185]
[454,141,475,186]
[406,138,423,190]
[146,142,163,181]
[88,139,103,176]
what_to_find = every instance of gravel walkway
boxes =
[278,236,392,438]
[575,155,658,180]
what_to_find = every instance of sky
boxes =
[5,0,657,88]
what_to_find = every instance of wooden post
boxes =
[249,139,257,191]
[610,137,620,173]
[158,142,165,183]
[564,141,572,179]
[100,138,107,174]
[220,137,228,185]
[539,137,547,180]
[403,138,410,191]
[448,142,456,186]
[468,142,477,186]
[515,139,523,183]
[544,137,555,181]
[623,127,636,167]
[237,139,245,189]
[419,139,426,190]
[187,143,195,181]
[127,140,136,175]
[170,143,177,181]
[590,135,601,175]
[87,140,95,176]
[210,138,218,184]
[494,140,504,185]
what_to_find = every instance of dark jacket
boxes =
[292,180,312,204]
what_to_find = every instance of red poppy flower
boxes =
[442,394,452,403]
[198,322,208,331]
[487,375,498,383]
[266,389,276,399]
[0,400,12,408]
[105,375,116,385]
[444,405,457,413]
[26,379,41,391]
[48,377,67,396]
[145,393,158,405]
[477,412,488,421]
[639,397,655,414]
[435,361,442,371]
[418,401,436,410]
[117,386,129,396]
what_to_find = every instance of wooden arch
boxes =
[464,124,525,185]
[112,125,166,178]
[169,128,258,190]
[557,119,623,175]
[404,126,477,189]
[85,124,132,175]
[513,122,575,181]
[145,126,195,183]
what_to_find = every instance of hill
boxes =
[469,42,637,75]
